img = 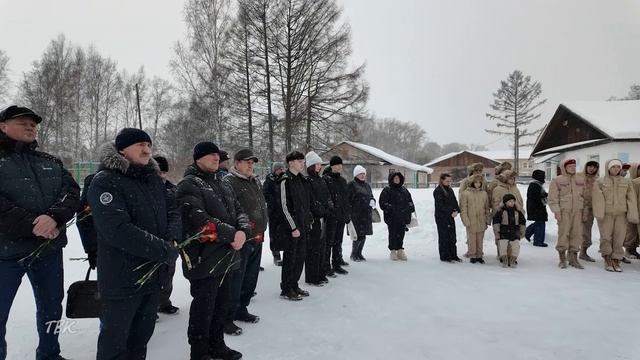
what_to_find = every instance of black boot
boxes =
[357,238,366,261]
[350,240,361,261]
[210,342,242,360]
[333,264,349,275]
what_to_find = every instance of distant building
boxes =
[472,149,534,177]
[425,151,500,184]
[321,141,433,188]
[531,100,640,179]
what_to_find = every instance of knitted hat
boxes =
[608,159,623,170]
[585,161,599,169]
[329,155,343,166]
[353,165,366,178]
[285,151,305,163]
[0,105,43,124]
[531,169,546,183]
[153,156,169,172]
[193,141,220,161]
[305,151,323,168]
[502,193,516,204]
[115,128,152,151]
[272,162,285,172]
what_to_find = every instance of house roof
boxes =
[340,141,434,174]
[424,149,530,167]
[533,139,606,156]
[562,100,640,139]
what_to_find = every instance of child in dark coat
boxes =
[493,194,526,268]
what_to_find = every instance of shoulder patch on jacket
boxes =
[100,192,113,205]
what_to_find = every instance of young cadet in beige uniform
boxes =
[579,161,599,262]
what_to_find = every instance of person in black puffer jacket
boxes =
[379,172,415,261]
[434,173,462,262]
[88,128,180,360]
[322,156,352,276]
[525,169,549,247]
[348,165,375,262]
[0,106,80,360]
[176,142,250,360]
[304,151,334,286]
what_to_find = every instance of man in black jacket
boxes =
[304,151,333,286]
[322,156,351,276]
[263,162,285,265]
[177,142,249,360]
[0,106,80,360]
[88,128,180,360]
[525,169,549,247]
[434,173,462,262]
[222,148,268,335]
[278,151,313,300]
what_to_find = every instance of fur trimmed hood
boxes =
[496,169,517,183]
[495,161,512,176]
[467,162,484,176]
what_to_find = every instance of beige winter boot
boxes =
[579,249,596,262]
[508,256,518,268]
[568,252,584,269]
[612,258,623,273]
[500,256,508,268]
[558,251,567,269]
[390,250,398,261]
[397,249,408,261]
[603,256,614,272]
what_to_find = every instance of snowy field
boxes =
[6,186,640,360]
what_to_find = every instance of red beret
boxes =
[564,159,576,167]
[622,163,631,170]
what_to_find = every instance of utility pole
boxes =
[135,83,142,130]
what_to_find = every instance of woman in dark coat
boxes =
[525,169,549,247]
[348,165,375,261]
[379,172,415,261]
[433,173,462,262]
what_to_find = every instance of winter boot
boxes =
[333,264,348,275]
[612,259,623,272]
[357,238,367,261]
[558,251,567,269]
[397,249,407,261]
[625,248,640,259]
[508,256,518,268]
[390,250,398,261]
[280,289,303,301]
[350,240,361,261]
[223,322,243,336]
[579,249,596,262]
[273,251,282,266]
[210,342,243,360]
[568,252,584,269]
[621,257,632,264]
[500,256,508,268]
[603,256,614,272]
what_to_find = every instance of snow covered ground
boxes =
[6,186,640,360]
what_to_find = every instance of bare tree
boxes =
[0,50,10,103]
[485,70,546,173]
[147,76,174,140]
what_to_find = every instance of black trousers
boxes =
[227,241,262,321]
[305,217,326,283]
[388,222,407,250]
[281,234,307,292]
[188,273,232,360]
[97,291,160,360]
[436,218,458,261]
[323,217,346,270]
[159,258,176,309]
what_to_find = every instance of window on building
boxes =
[618,153,629,163]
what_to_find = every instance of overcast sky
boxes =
[1,0,639,149]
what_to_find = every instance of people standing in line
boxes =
[153,155,181,315]
[580,161,600,262]
[304,151,333,285]
[0,106,80,360]
[525,169,549,247]
[548,159,586,269]
[176,141,248,360]
[593,159,639,272]
[322,156,351,276]
[348,165,375,262]
[379,172,415,261]
[434,173,462,263]
[222,149,268,336]
[460,174,490,264]
[277,151,313,300]
[623,163,640,259]
[490,169,524,262]
[263,162,286,266]
[88,128,180,360]
[492,194,526,268]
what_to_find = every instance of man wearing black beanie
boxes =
[88,128,180,360]
[274,151,313,300]
[322,155,351,276]
[176,141,249,359]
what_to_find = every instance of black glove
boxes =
[88,251,97,269]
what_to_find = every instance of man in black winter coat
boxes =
[277,151,313,300]
[0,106,80,360]
[263,162,285,266]
[322,156,351,276]
[379,172,415,261]
[434,173,462,262]
[88,128,180,360]
[77,172,98,270]
[525,169,549,247]
[176,141,250,360]
[304,151,333,286]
